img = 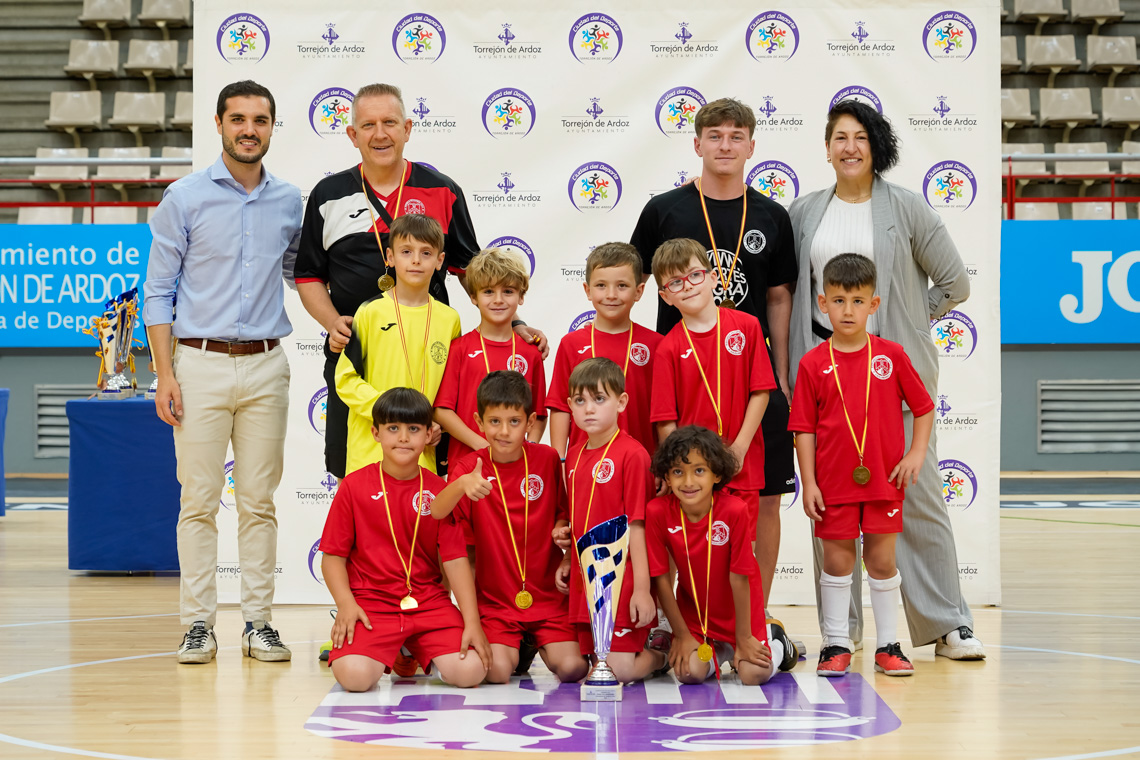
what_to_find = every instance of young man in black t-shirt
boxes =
[630,97,798,605]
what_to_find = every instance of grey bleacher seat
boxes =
[1002,142,1048,195]
[1002,36,1022,73]
[18,207,76,224]
[30,148,89,183]
[171,91,192,130]
[1071,0,1125,34]
[44,91,103,147]
[138,0,191,40]
[1120,140,1140,176]
[63,40,120,88]
[1086,35,1139,87]
[108,92,166,145]
[1001,88,1035,140]
[183,39,193,74]
[92,206,141,224]
[95,147,151,181]
[1012,0,1067,35]
[1100,87,1140,139]
[1038,88,1097,142]
[158,146,192,180]
[1014,202,1060,220]
[1024,35,1081,88]
[1072,200,1128,219]
[1055,141,1110,193]
[78,0,131,40]
[124,40,179,91]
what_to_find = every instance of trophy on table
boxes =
[578,514,630,702]
[84,289,142,400]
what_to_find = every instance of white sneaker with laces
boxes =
[178,621,217,664]
[935,626,986,660]
[243,620,291,662]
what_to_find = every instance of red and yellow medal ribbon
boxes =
[390,287,432,394]
[680,312,723,436]
[679,496,715,666]
[589,324,633,377]
[569,429,621,539]
[827,335,873,467]
[490,446,530,596]
[478,329,518,375]
[696,178,747,302]
[379,463,424,604]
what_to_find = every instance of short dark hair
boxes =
[822,253,877,291]
[371,387,433,428]
[477,371,533,416]
[388,213,445,253]
[586,242,643,283]
[652,238,708,289]
[651,425,737,491]
[694,97,756,139]
[825,100,900,176]
[568,357,625,399]
[216,80,276,122]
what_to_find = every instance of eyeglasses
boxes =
[663,269,708,293]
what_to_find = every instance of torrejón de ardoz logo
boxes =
[409,96,458,134]
[829,20,895,57]
[746,11,800,62]
[473,22,543,59]
[909,95,977,133]
[296,22,366,59]
[471,171,542,210]
[755,95,803,133]
[935,393,979,432]
[562,96,630,135]
[650,21,718,58]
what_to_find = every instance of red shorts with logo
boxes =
[327,604,466,670]
[481,613,578,649]
[723,487,760,536]
[814,499,904,540]
[575,622,650,656]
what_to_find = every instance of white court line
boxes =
[990,644,1140,666]
[1036,748,1140,760]
[790,671,844,704]
[718,677,768,704]
[0,613,178,629]
[643,673,683,704]
[1003,609,1140,622]
[0,733,166,760]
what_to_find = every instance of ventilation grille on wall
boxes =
[34,384,92,458]
[1038,380,1140,454]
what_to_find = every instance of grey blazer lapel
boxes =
[871,176,895,314]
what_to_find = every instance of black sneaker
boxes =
[178,621,217,664]
[766,618,799,672]
[816,645,852,677]
[513,631,539,675]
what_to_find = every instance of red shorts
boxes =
[723,487,760,536]
[327,604,465,670]
[481,613,578,649]
[814,499,903,540]
[575,622,650,656]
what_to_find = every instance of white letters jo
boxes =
[1060,250,1140,323]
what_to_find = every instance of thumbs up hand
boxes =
[462,458,495,501]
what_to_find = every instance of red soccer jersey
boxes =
[319,464,467,612]
[646,492,768,646]
[435,329,547,465]
[651,308,776,490]
[788,336,935,505]
[548,323,663,456]
[564,431,654,626]
[450,443,569,621]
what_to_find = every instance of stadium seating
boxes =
[1001,88,1035,140]
[1002,36,1023,72]
[29,148,89,183]
[1100,87,1140,140]
[1120,140,1140,176]
[17,207,77,224]
[92,207,141,224]
[63,40,120,87]
[158,146,193,180]
[44,91,103,147]
[1002,142,1048,194]
[1054,141,1110,192]
[183,40,193,74]
[138,0,192,40]
[124,40,179,91]
[171,91,192,130]
[78,0,131,40]
[1024,35,1081,88]
[108,92,166,145]
[1038,88,1097,142]
[1070,0,1125,34]
[1085,35,1140,87]
[1011,0,1067,35]
[1014,202,1061,220]
[1072,200,1128,219]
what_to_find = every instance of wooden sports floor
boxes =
[1,507,1138,760]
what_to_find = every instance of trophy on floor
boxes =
[85,289,142,400]
[578,514,630,702]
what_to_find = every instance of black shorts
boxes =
[760,387,795,496]
[323,349,349,479]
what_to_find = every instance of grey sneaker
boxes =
[178,621,217,664]
[243,620,291,662]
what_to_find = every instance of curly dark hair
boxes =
[825,100,900,176]
[651,426,738,491]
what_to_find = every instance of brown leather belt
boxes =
[179,338,280,356]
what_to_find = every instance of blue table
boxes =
[67,397,180,571]
[0,388,8,517]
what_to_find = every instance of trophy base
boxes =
[581,682,623,702]
[98,388,135,400]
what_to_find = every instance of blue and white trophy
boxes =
[85,289,141,399]
[577,514,629,702]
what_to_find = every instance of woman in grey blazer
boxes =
[787,100,984,660]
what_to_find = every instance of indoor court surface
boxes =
[1,507,1138,760]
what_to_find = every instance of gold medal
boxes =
[377,273,395,292]
[380,465,425,615]
[492,448,533,614]
[853,466,871,485]
[720,299,736,310]
[679,498,717,669]
[515,589,533,609]
[697,642,714,662]
[399,595,418,611]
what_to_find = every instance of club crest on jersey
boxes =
[711,520,730,546]
[404,199,427,215]
[592,458,615,484]
[871,354,893,380]
[412,489,436,515]
[506,354,529,374]
[521,474,544,500]
[431,340,448,364]
[630,342,650,367]
[744,229,766,254]
[725,329,746,356]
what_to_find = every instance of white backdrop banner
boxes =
[195,0,1001,606]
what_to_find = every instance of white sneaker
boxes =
[935,626,986,660]
[178,621,217,664]
[243,620,291,662]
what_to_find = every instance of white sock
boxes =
[868,571,902,650]
[767,634,785,678]
[819,572,854,650]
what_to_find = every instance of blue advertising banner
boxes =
[0,224,151,348]
[1002,220,1140,344]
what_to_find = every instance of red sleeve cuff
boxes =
[295,277,327,284]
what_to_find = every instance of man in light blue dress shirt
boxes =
[143,81,301,665]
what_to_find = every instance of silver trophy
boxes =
[577,514,630,701]
[85,289,141,399]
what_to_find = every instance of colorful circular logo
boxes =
[487,236,536,276]
[521,474,544,500]
[569,310,597,332]
[217,13,270,63]
[930,309,978,360]
[923,11,977,61]
[220,460,236,510]
[568,161,622,212]
[939,459,978,509]
[784,471,802,511]
[829,85,883,113]
[746,11,799,62]
[569,13,623,63]
[308,88,354,138]
[481,88,536,138]
[392,13,446,63]
[655,87,706,136]
[747,160,800,205]
[308,387,328,437]
[308,539,325,585]
[923,160,977,211]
